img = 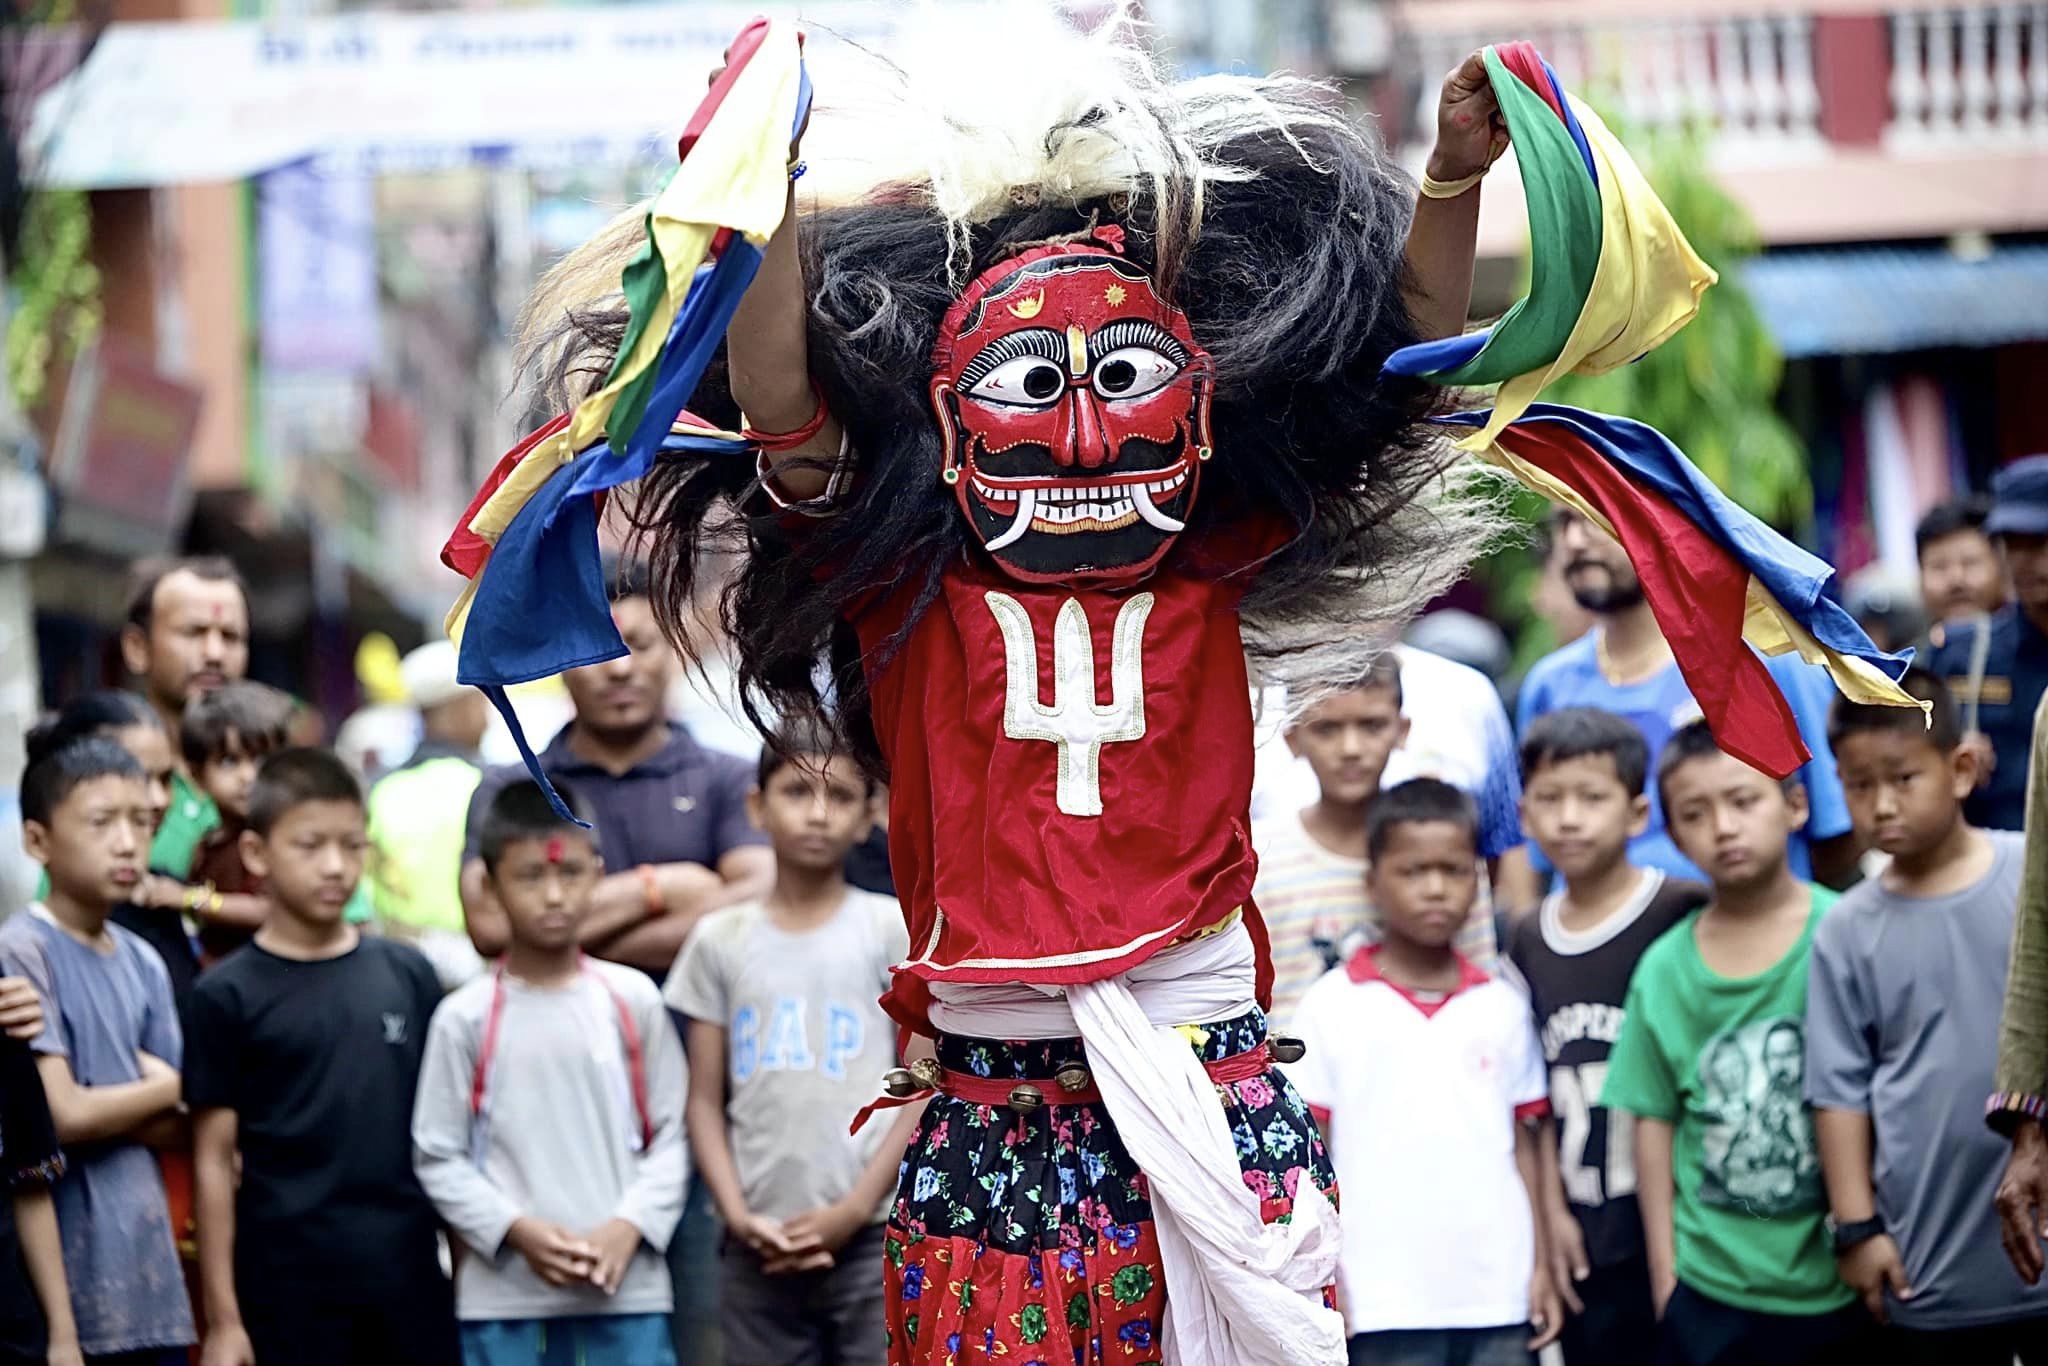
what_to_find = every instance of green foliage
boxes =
[1541,120,1808,524]
[7,188,102,413]
[6,0,101,412]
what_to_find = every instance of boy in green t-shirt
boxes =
[1602,720,1871,1365]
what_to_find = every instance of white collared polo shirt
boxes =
[1288,946,1549,1336]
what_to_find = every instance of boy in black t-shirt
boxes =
[1506,708,1709,1363]
[183,750,456,1366]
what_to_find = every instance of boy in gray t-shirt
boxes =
[666,738,916,1366]
[1,733,194,1362]
[413,780,687,1365]
[1808,670,2048,1356]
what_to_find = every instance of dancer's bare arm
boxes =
[1402,52,1509,343]
[717,50,842,498]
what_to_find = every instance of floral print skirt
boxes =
[882,1008,1337,1366]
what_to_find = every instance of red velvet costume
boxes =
[776,232,1280,1031]
[856,549,1277,1031]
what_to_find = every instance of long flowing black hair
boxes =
[518,53,1499,771]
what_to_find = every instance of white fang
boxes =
[1129,480,1185,533]
[984,486,1036,551]
[985,590,1154,817]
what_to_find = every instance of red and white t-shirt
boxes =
[1287,946,1549,1336]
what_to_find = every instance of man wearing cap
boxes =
[1918,494,2009,630]
[1929,456,2048,831]
[361,640,494,987]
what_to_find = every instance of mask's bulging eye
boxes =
[1022,364,1063,400]
[966,355,1067,407]
[1092,346,1180,401]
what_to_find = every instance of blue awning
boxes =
[1740,244,2048,359]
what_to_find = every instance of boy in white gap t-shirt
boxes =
[667,736,916,1366]
[1289,779,1560,1366]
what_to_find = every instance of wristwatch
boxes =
[1825,1213,1885,1252]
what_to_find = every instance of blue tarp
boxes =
[1742,244,2048,359]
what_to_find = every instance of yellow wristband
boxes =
[1420,167,1488,200]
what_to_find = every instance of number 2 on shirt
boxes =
[1552,1061,1637,1205]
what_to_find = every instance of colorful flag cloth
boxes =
[1445,406,1919,778]
[1384,41,1716,449]
[437,18,806,805]
[1382,42,1925,769]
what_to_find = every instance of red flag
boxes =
[440,414,571,579]
[1500,421,1812,778]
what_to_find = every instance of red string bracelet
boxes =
[741,380,830,452]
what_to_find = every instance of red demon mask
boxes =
[929,233,1214,584]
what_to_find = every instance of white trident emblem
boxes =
[984,590,1155,818]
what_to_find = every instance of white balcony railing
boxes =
[1887,4,2048,146]
[1403,10,1826,166]
[1395,1,2048,164]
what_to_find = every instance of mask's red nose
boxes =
[1053,389,1115,470]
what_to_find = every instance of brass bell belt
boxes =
[878,1035,1307,1116]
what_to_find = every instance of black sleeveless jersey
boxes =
[1506,870,1709,1268]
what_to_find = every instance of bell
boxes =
[1269,1035,1307,1065]
[881,1068,920,1099]
[1054,1060,1091,1093]
[1008,1083,1046,1112]
[910,1056,943,1090]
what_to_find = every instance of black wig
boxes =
[516,29,1500,769]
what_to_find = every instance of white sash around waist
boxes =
[925,920,1345,1366]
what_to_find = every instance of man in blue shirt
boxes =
[1928,456,2048,831]
[457,562,771,976]
[1517,507,1856,884]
